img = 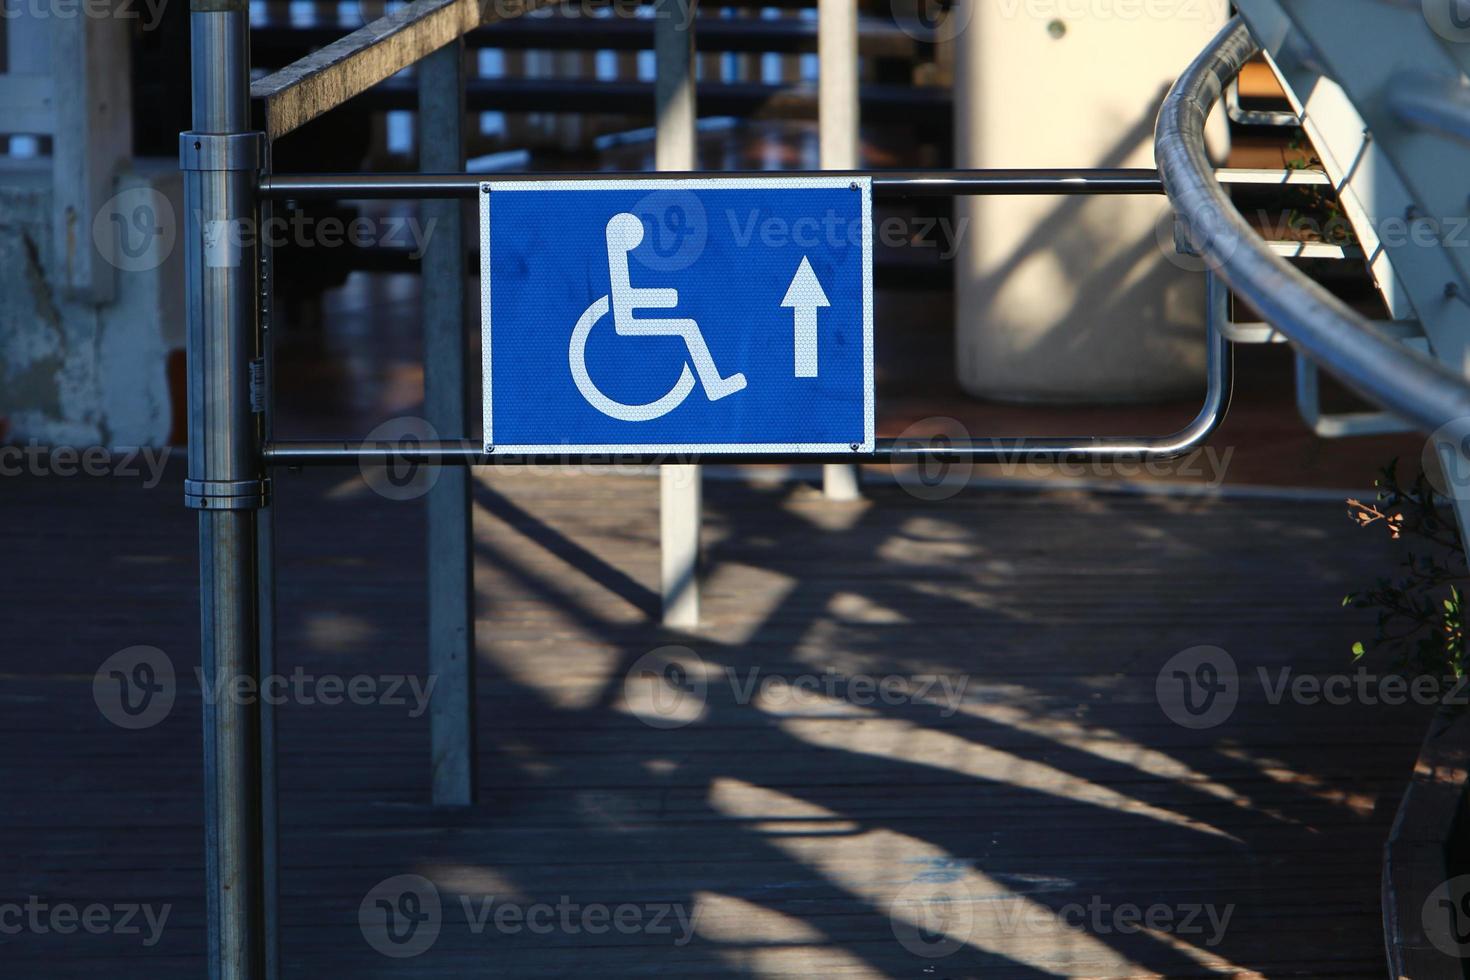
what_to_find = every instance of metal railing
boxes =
[254,170,1231,468]
[1155,16,1470,435]
[259,168,1167,198]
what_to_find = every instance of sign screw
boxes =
[850,443,860,452]
[849,182,859,191]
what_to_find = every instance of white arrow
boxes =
[781,256,831,378]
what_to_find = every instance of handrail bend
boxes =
[1155,17,1470,435]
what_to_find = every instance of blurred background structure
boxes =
[0,0,1425,466]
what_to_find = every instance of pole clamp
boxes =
[185,478,271,510]
[179,132,265,173]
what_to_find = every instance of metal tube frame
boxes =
[260,169,1167,200]
[257,165,1232,466]
[254,170,1231,467]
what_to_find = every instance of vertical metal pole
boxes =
[420,40,477,805]
[819,0,862,502]
[655,0,701,628]
[256,505,278,979]
[256,164,280,980]
[182,1,268,976]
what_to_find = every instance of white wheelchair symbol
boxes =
[571,212,747,422]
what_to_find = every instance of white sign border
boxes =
[480,176,874,457]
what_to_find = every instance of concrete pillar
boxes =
[953,2,1228,403]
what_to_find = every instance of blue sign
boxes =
[480,177,873,455]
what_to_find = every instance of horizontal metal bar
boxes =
[258,167,1319,201]
[263,306,1230,467]
[250,0,556,141]
[265,437,1206,467]
[260,169,1166,200]
[1156,17,1470,435]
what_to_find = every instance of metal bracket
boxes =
[1293,321,1425,438]
[185,477,271,510]
[1210,267,1420,437]
[179,131,265,172]
[1206,269,1285,345]
[1226,76,1300,128]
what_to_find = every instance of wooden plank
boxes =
[0,464,1441,976]
[249,0,558,140]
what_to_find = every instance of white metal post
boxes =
[655,0,701,628]
[818,0,862,501]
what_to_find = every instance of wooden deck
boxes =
[0,461,1434,977]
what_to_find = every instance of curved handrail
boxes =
[1155,17,1470,435]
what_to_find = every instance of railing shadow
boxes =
[261,467,1422,977]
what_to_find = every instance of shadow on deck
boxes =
[0,459,1431,977]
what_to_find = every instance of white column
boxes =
[655,0,701,628]
[819,0,862,501]
[51,4,131,303]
